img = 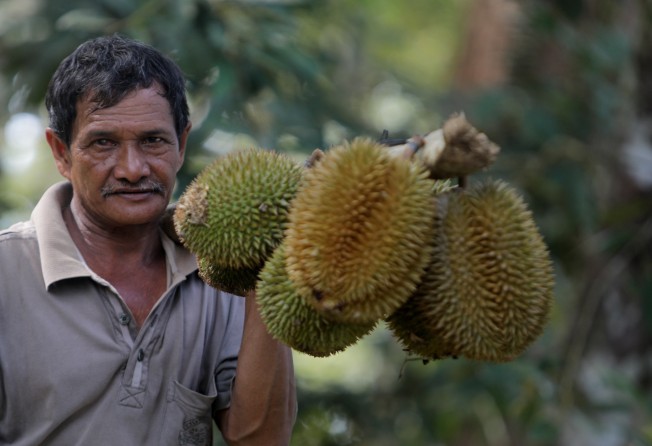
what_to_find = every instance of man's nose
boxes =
[113,142,151,183]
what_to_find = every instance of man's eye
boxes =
[94,139,115,148]
[143,137,164,145]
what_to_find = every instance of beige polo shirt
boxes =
[0,182,245,446]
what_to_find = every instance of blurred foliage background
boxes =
[1,0,651,445]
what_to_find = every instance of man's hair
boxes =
[45,34,189,147]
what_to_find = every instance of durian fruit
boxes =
[256,244,376,357]
[173,148,303,291]
[387,179,554,362]
[387,113,500,179]
[284,137,438,323]
[197,257,259,296]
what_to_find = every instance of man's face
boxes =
[47,86,189,229]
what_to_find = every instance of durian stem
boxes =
[398,356,431,379]
[378,129,407,147]
[406,135,425,155]
[383,134,428,160]
[378,132,425,154]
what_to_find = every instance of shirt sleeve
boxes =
[213,292,245,413]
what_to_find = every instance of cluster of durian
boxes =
[173,113,554,362]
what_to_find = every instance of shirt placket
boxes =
[104,290,163,408]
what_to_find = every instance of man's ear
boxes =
[45,128,72,180]
[177,122,192,170]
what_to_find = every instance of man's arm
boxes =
[216,290,297,445]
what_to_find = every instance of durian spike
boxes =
[386,112,500,179]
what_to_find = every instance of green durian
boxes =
[197,257,260,296]
[174,148,303,273]
[256,244,376,357]
[388,179,554,362]
[284,137,438,323]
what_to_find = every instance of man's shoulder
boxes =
[0,220,36,243]
[0,220,38,280]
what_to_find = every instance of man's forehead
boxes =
[71,86,175,138]
[78,83,166,112]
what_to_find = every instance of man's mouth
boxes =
[112,189,156,195]
[102,182,165,198]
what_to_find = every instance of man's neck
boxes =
[62,202,164,275]
[62,201,169,328]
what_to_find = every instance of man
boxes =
[0,35,296,445]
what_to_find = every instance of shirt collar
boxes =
[32,181,198,290]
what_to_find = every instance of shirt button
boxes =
[118,313,130,325]
[137,349,145,361]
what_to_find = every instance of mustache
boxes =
[101,180,166,197]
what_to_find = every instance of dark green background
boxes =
[1,1,650,444]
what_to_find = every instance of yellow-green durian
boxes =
[284,137,438,323]
[174,148,303,271]
[256,244,376,357]
[197,257,259,296]
[387,179,554,362]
